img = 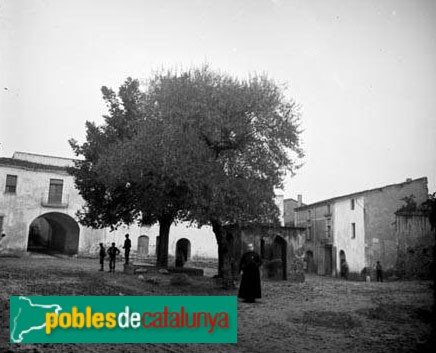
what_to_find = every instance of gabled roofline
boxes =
[295,177,428,211]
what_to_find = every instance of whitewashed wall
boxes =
[333,196,366,273]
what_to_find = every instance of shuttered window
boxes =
[5,175,17,193]
[48,179,63,204]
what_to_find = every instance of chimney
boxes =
[297,194,303,206]
[406,178,412,183]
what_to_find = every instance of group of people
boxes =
[97,237,384,301]
[98,234,131,272]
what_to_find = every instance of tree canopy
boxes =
[69,66,303,269]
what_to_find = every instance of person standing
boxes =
[238,243,262,303]
[107,242,120,273]
[98,243,106,271]
[123,234,132,265]
[0,233,5,252]
[376,261,383,282]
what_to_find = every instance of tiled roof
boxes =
[0,157,70,173]
[295,177,428,211]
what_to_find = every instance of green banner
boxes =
[10,296,237,343]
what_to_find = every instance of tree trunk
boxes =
[156,215,172,268]
[212,219,233,289]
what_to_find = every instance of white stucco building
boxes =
[295,177,429,276]
[0,152,218,261]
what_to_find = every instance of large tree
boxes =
[70,67,303,274]
[69,78,193,266]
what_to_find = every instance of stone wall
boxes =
[224,224,306,281]
[364,178,428,270]
[395,212,434,279]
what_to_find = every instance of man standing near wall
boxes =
[123,234,131,265]
[376,261,383,282]
[0,233,5,252]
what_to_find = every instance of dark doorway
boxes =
[27,212,80,255]
[175,238,191,268]
[137,235,149,258]
[305,250,315,273]
[339,250,346,264]
[273,236,288,280]
[324,245,333,275]
[260,238,266,259]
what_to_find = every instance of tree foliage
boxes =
[69,66,303,271]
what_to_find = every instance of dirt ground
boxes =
[0,254,434,353]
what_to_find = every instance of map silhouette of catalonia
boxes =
[10,296,62,343]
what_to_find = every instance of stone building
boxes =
[283,195,304,226]
[294,177,429,276]
[0,152,218,261]
[223,224,306,281]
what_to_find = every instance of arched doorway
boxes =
[305,250,315,273]
[273,236,287,280]
[339,249,347,278]
[137,235,149,258]
[339,250,346,265]
[175,238,191,268]
[260,238,266,259]
[27,212,80,255]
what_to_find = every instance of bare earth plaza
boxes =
[1,1,436,352]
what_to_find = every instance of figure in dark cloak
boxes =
[238,243,262,303]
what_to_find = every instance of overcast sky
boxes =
[1,0,435,204]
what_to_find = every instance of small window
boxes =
[5,175,17,193]
[308,210,312,220]
[327,225,331,238]
[0,215,4,234]
[327,203,331,214]
[351,223,356,239]
[306,226,312,241]
[351,199,355,210]
[48,179,63,204]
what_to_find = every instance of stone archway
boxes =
[27,212,80,255]
[175,238,191,268]
[273,236,288,280]
[339,250,346,265]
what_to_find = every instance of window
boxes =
[5,175,17,193]
[327,203,331,214]
[327,225,331,238]
[351,223,356,239]
[351,198,355,210]
[0,215,4,234]
[306,226,312,241]
[308,210,312,220]
[48,179,63,204]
